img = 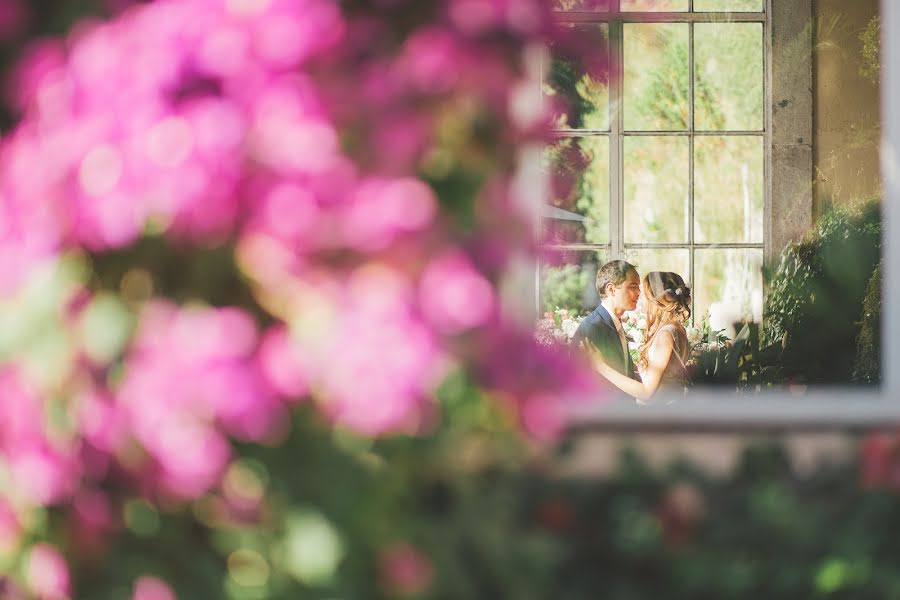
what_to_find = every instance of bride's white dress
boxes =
[639,323,691,389]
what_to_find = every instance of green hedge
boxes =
[854,260,882,384]
[763,200,881,384]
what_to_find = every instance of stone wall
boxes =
[813,0,881,217]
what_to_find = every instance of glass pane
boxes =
[554,0,611,10]
[694,0,764,11]
[545,24,609,130]
[624,136,689,243]
[624,23,690,131]
[694,249,763,337]
[622,0,689,11]
[543,136,610,245]
[694,136,763,243]
[625,248,690,282]
[539,248,608,315]
[694,23,763,131]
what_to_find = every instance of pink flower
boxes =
[311,267,446,435]
[117,302,285,498]
[257,326,310,401]
[0,0,27,41]
[0,500,21,554]
[379,543,434,597]
[25,543,70,600]
[131,576,176,600]
[0,369,79,505]
[419,250,495,334]
[340,177,437,251]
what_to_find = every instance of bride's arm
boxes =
[585,333,674,400]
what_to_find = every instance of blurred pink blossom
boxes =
[117,302,284,498]
[0,500,21,553]
[302,266,448,435]
[379,542,434,597]
[131,576,176,600]
[0,0,27,41]
[419,250,495,334]
[0,369,79,505]
[25,543,70,600]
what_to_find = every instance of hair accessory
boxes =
[675,287,683,296]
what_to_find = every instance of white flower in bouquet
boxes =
[687,326,703,346]
[561,318,579,340]
[622,309,645,346]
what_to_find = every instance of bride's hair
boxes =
[636,271,691,371]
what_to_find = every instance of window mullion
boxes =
[689,20,696,320]
[610,18,624,261]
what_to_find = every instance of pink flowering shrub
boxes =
[0,0,609,595]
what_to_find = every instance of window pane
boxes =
[624,248,690,282]
[694,136,763,243]
[624,23,690,130]
[694,249,763,336]
[554,0,610,10]
[543,136,610,245]
[622,0,689,11]
[693,0,764,11]
[539,248,608,314]
[624,136,689,243]
[545,24,610,130]
[694,23,763,131]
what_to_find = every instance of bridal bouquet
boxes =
[621,309,647,362]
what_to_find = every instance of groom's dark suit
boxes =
[572,304,640,381]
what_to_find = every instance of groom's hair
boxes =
[596,260,638,298]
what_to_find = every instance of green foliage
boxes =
[73,409,900,600]
[859,16,880,85]
[689,322,782,387]
[762,200,881,384]
[854,260,882,384]
[541,263,593,314]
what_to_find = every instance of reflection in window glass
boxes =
[624,23,690,131]
[622,0,689,11]
[693,0,764,11]
[553,0,611,10]
[694,249,763,335]
[545,24,610,130]
[694,136,763,243]
[694,23,763,131]
[625,249,690,285]
[543,137,610,245]
[624,136,689,243]
[539,249,608,314]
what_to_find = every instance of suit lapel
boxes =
[595,305,629,371]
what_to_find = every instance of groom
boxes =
[572,260,642,381]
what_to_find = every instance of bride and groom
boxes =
[572,259,691,402]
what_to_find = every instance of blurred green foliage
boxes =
[859,16,880,85]
[854,260,882,384]
[70,427,900,599]
[762,200,881,384]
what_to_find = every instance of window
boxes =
[540,0,767,333]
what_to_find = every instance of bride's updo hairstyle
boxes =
[636,271,692,371]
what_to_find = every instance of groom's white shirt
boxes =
[601,298,629,363]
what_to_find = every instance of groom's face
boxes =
[610,270,641,314]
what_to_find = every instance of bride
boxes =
[584,271,691,402]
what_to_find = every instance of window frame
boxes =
[504,0,900,426]
[541,1,769,323]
